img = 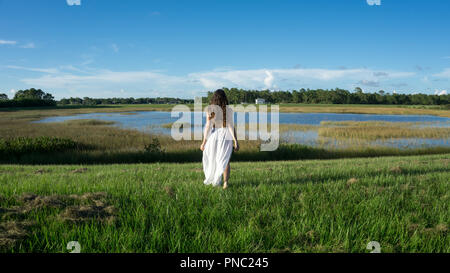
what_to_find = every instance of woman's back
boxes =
[206,105,234,129]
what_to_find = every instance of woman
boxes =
[200,89,239,189]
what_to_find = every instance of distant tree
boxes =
[82,97,98,106]
[354,87,363,93]
[291,90,302,103]
[14,88,54,100]
[59,98,70,105]
[0,93,8,100]
[68,97,83,105]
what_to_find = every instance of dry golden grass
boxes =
[319,121,449,127]
[318,125,450,140]
[162,122,319,132]
[0,117,261,153]
[278,105,450,118]
[0,220,34,249]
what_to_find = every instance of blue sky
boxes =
[1,0,449,99]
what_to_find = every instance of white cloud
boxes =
[6,65,60,74]
[189,68,414,90]
[20,69,191,97]
[433,68,450,78]
[67,0,81,6]
[357,80,379,87]
[434,90,447,96]
[0,40,17,45]
[0,40,35,48]
[367,0,381,6]
[10,89,16,94]
[9,66,416,99]
[264,70,275,89]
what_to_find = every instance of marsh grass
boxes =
[1,106,449,164]
[0,137,86,157]
[318,123,450,140]
[62,119,116,126]
[0,117,449,164]
[161,122,203,129]
[319,121,447,127]
[0,154,448,253]
[277,104,450,118]
[162,122,319,132]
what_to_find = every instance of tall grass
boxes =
[0,154,448,253]
[277,104,450,117]
[1,106,449,164]
[0,117,449,164]
[318,125,450,140]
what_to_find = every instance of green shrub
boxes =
[144,138,164,153]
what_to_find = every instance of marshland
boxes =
[1,103,449,164]
[1,103,449,253]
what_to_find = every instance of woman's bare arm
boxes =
[200,113,213,151]
[227,119,239,151]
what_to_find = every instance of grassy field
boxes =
[0,104,448,253]
[0,153,448,253]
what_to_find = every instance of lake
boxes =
[34,111,450,149]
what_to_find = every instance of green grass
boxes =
[0,137,87,157]
[2,143,450,164]
[1,153,448,253]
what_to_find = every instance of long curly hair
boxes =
[209,89,229,127]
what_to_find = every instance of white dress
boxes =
[202,109,234,186]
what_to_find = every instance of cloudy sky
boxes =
[0,0,449,99]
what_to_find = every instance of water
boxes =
[34,111,450,149]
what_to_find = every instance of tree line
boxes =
[58,97,194,105]
[206,87,449,106]
[0,88,56,108]
[1,87,449,108]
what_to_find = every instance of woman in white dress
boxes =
[200,89,239,189]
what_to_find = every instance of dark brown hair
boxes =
[209,89,229,127]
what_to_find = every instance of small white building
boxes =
[255,98,266,105]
